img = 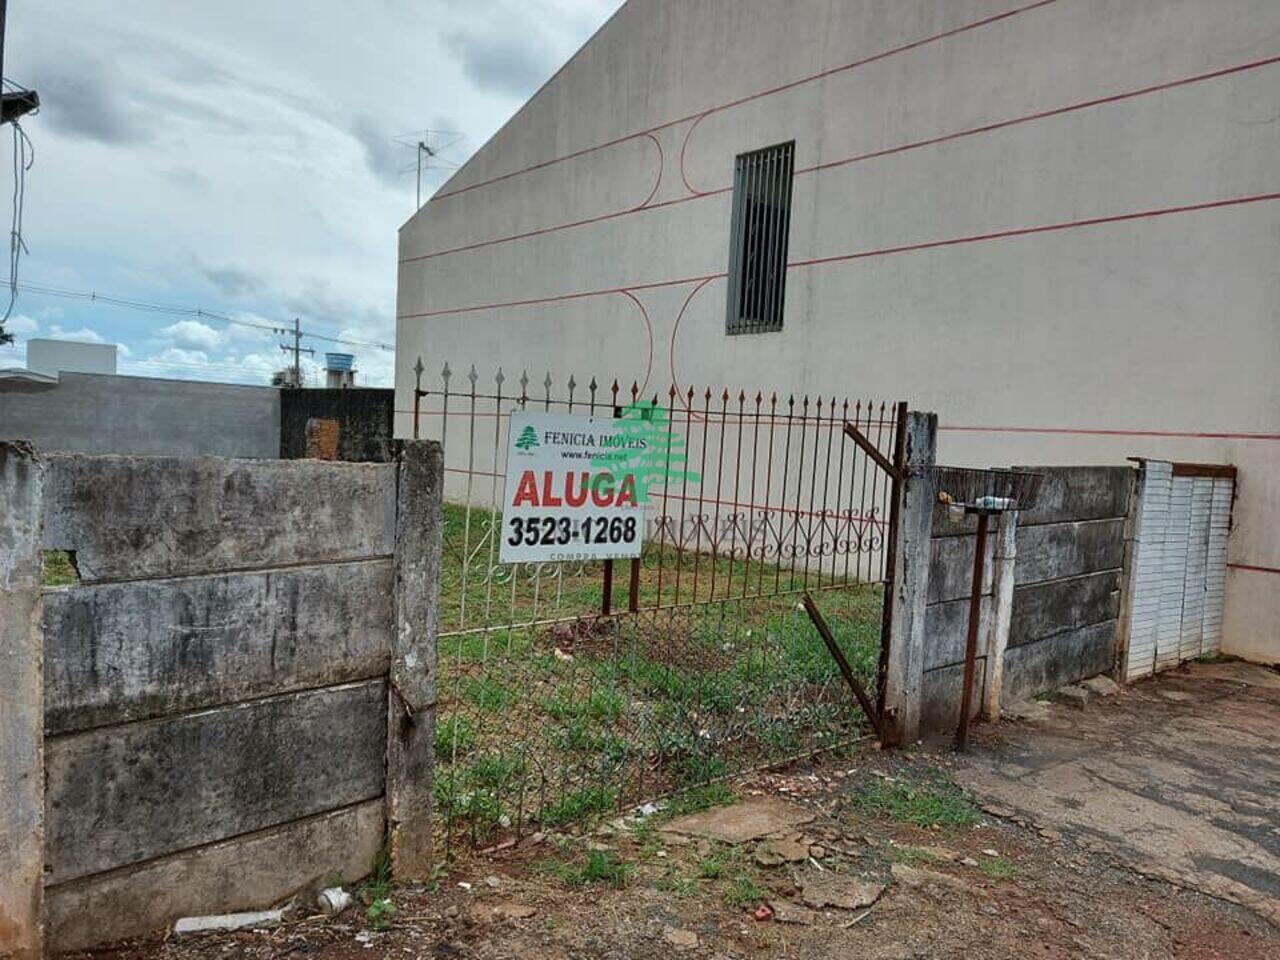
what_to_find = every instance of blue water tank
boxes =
[325,352,354,372]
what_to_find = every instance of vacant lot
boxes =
[433,502,886,848]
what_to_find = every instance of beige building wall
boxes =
[396,0,1280,663]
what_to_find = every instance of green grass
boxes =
[661,783,737,819]
[434,715,475,759]
[539,786,618,826]
[978,856,1019,881]
[433,498,886,841]
[722,873,765,908]
[359,838,396,929]
[893,845,940,865]
[536,850,632,889]
[42,550,79,587]
[852,773,980,829]
[695,853,728,880]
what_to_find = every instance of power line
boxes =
[5,279,395,351]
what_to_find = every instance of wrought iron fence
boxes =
[412,361,905,850]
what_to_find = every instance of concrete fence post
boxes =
[881,412,937,746]
[388,440,444,877]
[982,511,1019,719]
[0,441,45,960]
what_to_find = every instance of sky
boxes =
[0,0,623,387]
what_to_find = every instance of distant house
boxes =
[395,0,1280,663]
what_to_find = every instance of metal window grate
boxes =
[726,141,794,335]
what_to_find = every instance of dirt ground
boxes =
[69,695,1280,960]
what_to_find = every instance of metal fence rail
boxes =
[412,361,904,849]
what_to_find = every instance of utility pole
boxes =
[0,1,37,124]
[279,317,313,387]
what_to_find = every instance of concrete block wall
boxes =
[0,443,443,954]
[919,466,1132,731]
[0,372,280,457]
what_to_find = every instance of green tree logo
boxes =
[515,425,540,453]
[592,401,700,504]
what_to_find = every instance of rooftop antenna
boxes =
[394,129,463,211]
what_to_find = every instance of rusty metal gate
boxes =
[411,360,905,849]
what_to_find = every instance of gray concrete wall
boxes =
[920,466,1132,731]
[396,0,1280,664]
[0,371,279,457]
[0,443,44,960]
[38,453,399,951]
[0,447,444,954]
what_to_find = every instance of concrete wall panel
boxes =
[1009,570,1121,649]
[1014,467,1133,527]
[0,373,279,458]
[1014,519,1125,585]
[924,594,993,671]
[45,680,386,884]
[1002,621,1115,705]
[46,800,383,953]
[43,560,393,734]
[40,455,396,581]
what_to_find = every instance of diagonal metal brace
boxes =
[842,421,902,482]
[802,593,886,744]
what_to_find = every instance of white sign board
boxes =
[499,411,646,563]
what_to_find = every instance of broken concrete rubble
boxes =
[661,797,814,844]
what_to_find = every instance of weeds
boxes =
[852,772,980,829]
[978,856,1020,880]
[536,850,632,889]
[434,715,475,759]
[893,846,940,865]
[42,550,79,587]
[662,783,736,819]
[360,838,395,929]
[433,502,885,842]
[722,873,765,908]
[539,786,618,826]
[695,854,727,880]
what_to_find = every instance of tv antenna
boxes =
[395,129,464,209]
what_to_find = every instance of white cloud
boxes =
[5,1,621,390]
[5,314,39,336]
[48,324,107,344]
[154,346,210,365]
[160,319,224,351]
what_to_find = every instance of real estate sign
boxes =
[499,410,647,563]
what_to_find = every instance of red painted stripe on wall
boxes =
[398,191,1280,321]
[404,53,1280,265]
[939,425,1280,441]
[1227,563,1280,576]
[428,0,1059,203]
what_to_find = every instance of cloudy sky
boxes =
[0,0,622,386]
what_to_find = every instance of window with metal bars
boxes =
[725,141,795,334]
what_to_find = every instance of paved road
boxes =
[956,660,1280,926]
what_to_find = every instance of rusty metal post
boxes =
[803,593,885,742]
[954,511,989,752]
[412,357,424,440]
[627,557,641,613]
[601,559,613,616]
[877,400,909,714]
